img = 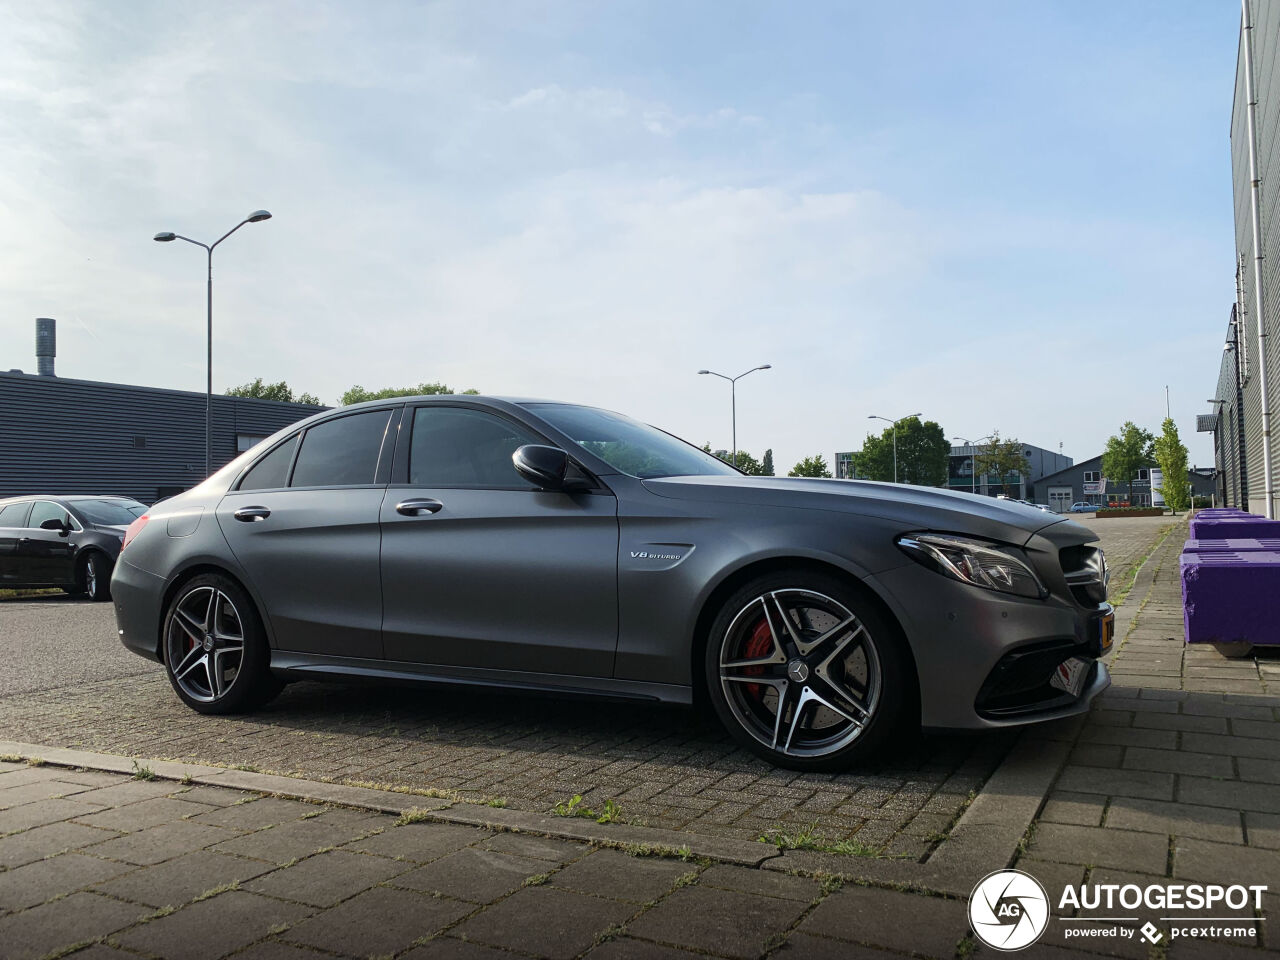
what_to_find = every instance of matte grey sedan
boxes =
[113,397,1112,770]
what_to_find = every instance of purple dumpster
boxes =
[1188,515,1280,539]
[1183,538,1280,553]
[1180,549,1280,656]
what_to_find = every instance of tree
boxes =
[851,417,949,485]
[761,449,774,477]
[1152,417,1191,513]
[789,454,832,478]
[701,444,771,475]
[1101,421,1155,507]
[226,378,321,406]
[974,432,1031,497]
[341,382,479,405]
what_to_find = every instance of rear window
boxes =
[290,411,392,488]
[239,436,298,492]
[68,498,146,526]
[0,502,30,526]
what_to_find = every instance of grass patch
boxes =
[759,823,906,859]
[131,761,157,781]
[486,798,508,809]
[0,754,24,764]
[396,808,437,826]
[0,587,61,600]
[232,763,259,773]
[522,872,551,887]
[1109,522,1178,607]
[26,757,46,768]
[192,880,238,902]
[553,794,626,824]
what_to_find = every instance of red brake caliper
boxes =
[741,618,773,701]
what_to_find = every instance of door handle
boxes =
[233,506,271,523]
[396,499,443,516]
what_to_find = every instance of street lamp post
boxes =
[867,413,921,483]
[697,365,772,469]
[154,210,273,478]
[953,435,994,496]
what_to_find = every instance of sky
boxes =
[0,1,1241,474]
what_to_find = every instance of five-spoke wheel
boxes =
[706,573,909,770]
[162,574,282,714]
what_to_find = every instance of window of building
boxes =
[409,407,541,488]
[290,411,392,488]
[1083,470,1100,483]
[1137,468,1149,481]
[239,436,299,492]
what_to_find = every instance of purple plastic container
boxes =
[1188,516,1280,539]
[1180,550,1280,646]
[1183,538,1280,553]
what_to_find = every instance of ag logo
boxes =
[968,869,1050,951]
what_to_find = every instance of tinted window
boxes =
[409,408,540,488]
[290,412,391,488]
[0,502,30,526]
[525,403,740,479]
[28,501,69,529]
[239,436,298,491]
[68,498,146,525]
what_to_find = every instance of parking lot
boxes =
[0,514,1174,855]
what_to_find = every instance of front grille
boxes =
[1060,544,1109,606]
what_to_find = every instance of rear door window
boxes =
[0,502,30,527]
[290,411,392,488]
[239,436,299,491]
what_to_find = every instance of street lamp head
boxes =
[756,364,772,371]
[697,369,711,375]
[246,210,272,223]
[153,231,176,242]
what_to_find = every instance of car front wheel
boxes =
[82,553,113,602]
[163,574,283,714]
[705,572,912,771]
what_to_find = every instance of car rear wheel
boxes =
[163,574,283,714]
[704,572,912,771]
[81,553,113,602]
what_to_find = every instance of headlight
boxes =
[897,533,1047,599]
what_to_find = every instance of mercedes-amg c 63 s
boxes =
[113,397,1112,770]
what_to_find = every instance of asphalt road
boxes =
[0,596,155,697]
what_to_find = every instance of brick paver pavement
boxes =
[1016,511,1280,955]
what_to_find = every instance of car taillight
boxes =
[121,514,150,551]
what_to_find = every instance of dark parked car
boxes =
[113,397,1112,770]
[0,495,147,600]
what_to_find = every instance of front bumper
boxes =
[873,562,1112,731]
[111,556,167,663]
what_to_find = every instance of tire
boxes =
[704,571,913,771]
[1213,641,1255,659]
[162,573,283,715]
[81,553,113,602]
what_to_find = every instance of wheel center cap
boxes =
[786,660,810,684]
[202,635,214,652]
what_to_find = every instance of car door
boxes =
[20,501,78,584]
[0,501,32,581]
[379,404,619,677]
[216,408,398,658]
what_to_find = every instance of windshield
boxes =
[69,498,147,526]
[525,403,740,479]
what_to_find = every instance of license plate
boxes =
[1096,611,1115,655]
[1050,657,1092,698]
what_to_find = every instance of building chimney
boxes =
[35,318,56,377]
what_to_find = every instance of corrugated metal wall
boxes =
[0,372,326,504]
[1231,2,1280,516]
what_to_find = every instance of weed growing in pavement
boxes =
[553,794,627,824]
[232,763,259,773]
[955,935,977,959]
[673,871,699,889]
[192,880,239,902]
[601,840,700,862]
[179,773,194,786]
[592,925,626,947]
[396,808,436,826]
[131,761,157,781]
[26,757,46,767]
[487,798,508,808]
[140,905,177,922]
[817,874,844,896]
[758,823,906,859]
[522,873,551,887]
[0,754,22,764]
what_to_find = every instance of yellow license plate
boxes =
[1097,611,1115,654]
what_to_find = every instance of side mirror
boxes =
[513,444,571,490]
[40,517,69,536]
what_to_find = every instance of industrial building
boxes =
[834,440,1071,499]
[1,319,325,504]
[1032,455,1217,512]
[1205,3,1280,516]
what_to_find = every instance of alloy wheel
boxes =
[85,557,97,598]
[718,589,881,759]
[165,586,245,702]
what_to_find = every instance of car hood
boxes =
[641,475,1093,546]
